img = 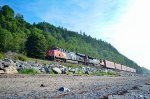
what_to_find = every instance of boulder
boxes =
[0,70,4,74]
[52,67,62,74]
[0,58,18,74]
[3,66,18,74]
[40,67,50,73]
[69,68,76,74]
[2,58,16,67]
[0,62,4,69]
[43,66,50,73]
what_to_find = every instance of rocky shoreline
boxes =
[0,58,137,77]
[0,58,149,99]
[0,74,150,99]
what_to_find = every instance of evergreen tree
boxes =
[1,5,14,18]
[25,28,47,58]
[0,27,13,52]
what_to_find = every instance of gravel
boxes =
[0,74,150,99]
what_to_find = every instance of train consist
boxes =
[46,47,136,73]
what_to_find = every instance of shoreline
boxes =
[0,75,150,98]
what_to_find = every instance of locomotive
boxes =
[46,47,136,73]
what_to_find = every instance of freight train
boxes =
[46,47,136,73]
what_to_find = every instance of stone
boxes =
[52,67,62,74]
[0,62,4,69]
[40,84,45,87]
[0,70,4,74]
[40,67,46,73]
[85,70,89,75]
[58,87,70,92]
[43,67,50,73]
[3,66,18,74]
[69,68,76,74]
[2,59,16,67]
[0,58,18,74]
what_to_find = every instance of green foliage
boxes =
[1,5,14,18]
[18,68,40,74]
[0,27,13,52]
[15,54,27,61]
[25,28,47,59]
[0,5,147,74]
[0,52,5,59]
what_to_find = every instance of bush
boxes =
[0,53,5,59]
[18,68,40,74]
[15,54,27,61]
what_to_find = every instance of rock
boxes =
[3,66,18,74]
[69,68,76,74]
[0,70,4,74]
[58,87,70,92]
[52,67,62,74]
[85,70,89,75]
[44,67,50,73]
[61,67,67,74]
[0,58,18,74]
[0,62,4,69]
[40,67,46,73]
[40,84,46,87]
[2,58,16,67]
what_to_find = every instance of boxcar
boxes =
[121,65,127,71]
[103,60,115,69]
[115,63,122,70]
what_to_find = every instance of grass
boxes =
[14,54,28,61]
[0,52,5,59]
[91,71,117,76]
[18,68,40,74]
[27,57,54,65]
[60,62,83,68]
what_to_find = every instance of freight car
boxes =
[46,47,136,73]
[115,63,122,71]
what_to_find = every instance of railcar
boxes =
[115,63,122,71]
[121,65,127,71]
[102,60,115,69]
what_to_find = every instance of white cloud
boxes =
[103,0,150,69]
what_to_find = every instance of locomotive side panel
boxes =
[46,49,67,60]
[89,58,100,66]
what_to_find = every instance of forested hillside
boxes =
[0,5,148,74]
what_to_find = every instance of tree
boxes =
[1,5,14,18]
[25,28,47,58]
[0,27,13,52]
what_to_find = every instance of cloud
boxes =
[38,0,128,38]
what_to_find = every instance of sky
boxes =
[1,0,150,69]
